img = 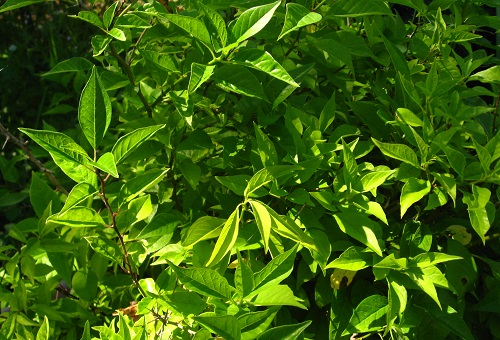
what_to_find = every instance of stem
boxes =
[283,27,303,59]
[492,90,500,135]
[110,43,153,118]
[127,26,150,67]
[0,123,69,195]
[312,0,327,11]
[96,169,136,282]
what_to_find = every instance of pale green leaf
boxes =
[343,295,388,335]
[231,49,298,87]
[59,183,97,215]
[193,314,241,340]
[78,66,112,149]
[469,65,500,84]
[397,108,423,127]
[400,178,431,218]
[463,185,494,243]
[254,123,279,167]
[90,152,118,178]
[329,0,392,17]
[235,252,255,298]
[199,2,228,47]
[35,315,49,340]
[170,263,235,299]
[228,1,281,48]
[70,11,105,30]
[0,0,52,13]
[252,245,297,295]
[118,169,169,205]
[334,210,384,256]
[42,57,94,77]
[405,266,441,308]
[140,50,179,72]
[249,199,272,253]
[18,128,96,186]
[112,124,165,164]
[107,27,126,41]
[188,63,215,93]
[244,165,301,198]
[410,252,462,268]
[182,216,225,248]
[159,14,212,48]
[326,246,373,271]
[252,285,307,309]
[238,307,280,340]
[354,170,395,193]
[103,1,118,29]
[48,207,105,228]
[206,208,240,267]
[213,65,267,100]
[257,320,311,340]
[279,3,322,40]
[372,138,420,168]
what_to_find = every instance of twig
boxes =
[284,28,303,59]
[97,170,136,281]
[0,123,69,195]
[110,43,153,118]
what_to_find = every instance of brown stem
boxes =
[110,43,153,118]
[0,123,69,195]
[96,170,136,281]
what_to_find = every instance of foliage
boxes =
[1,0,500,339]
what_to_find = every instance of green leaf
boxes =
[397,108,423,127]
[206,207,240,267]
[72,269,98,301]
[48,207,105,228]
[372,138,420,168]
[250,200,319,253]
[107,27,126,41]
[30,172,61,217]
[254,123,279,167]
[213,65,267,100]
[112,124,165,164]
[159,14,212,49]
[231,49,298,87]
[326,246,373,271]
[0,0,51,13]
[235,252,255,298]
[18,128,96,186]
[79,66,112,149]
[188,63,215,93]
[334,210,384,256]
[90,152,118,178]
[463,185,494,243]
[252,285,307,309]
[381,34,411,79]
[41,57,94,77]
[405,266,441,308]
[81,321,91,340]
[318,92,336,132]
[227,1,281,49]
[103,1,118,29]
[329,0,392,17]
[182,216,225,248]
[253,245,298,295]
[170,263,235,299]
[85,235,122,263]
[257,320,311,340]
[118,169,169,204]
[400,178,431,218]
[244,165,301,198]
[140,50,179,72]
[249,199,272,253]
[199,2,228,47]
[386,277,407,335]
[35,315,49,340]
[418,304,474,340]
[343,295,388,335]
[354,170,395,193]
[279,3,322,40]
[60,183,97,214]
[193,314,241,340]
[468,65,500,84]
[70,11,105,30]
[409,252,462,268]
[238,307,280,340]
[432,172,456,205]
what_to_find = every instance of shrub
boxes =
[0,0,499,339]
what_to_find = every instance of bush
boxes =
[0,0,499,339]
